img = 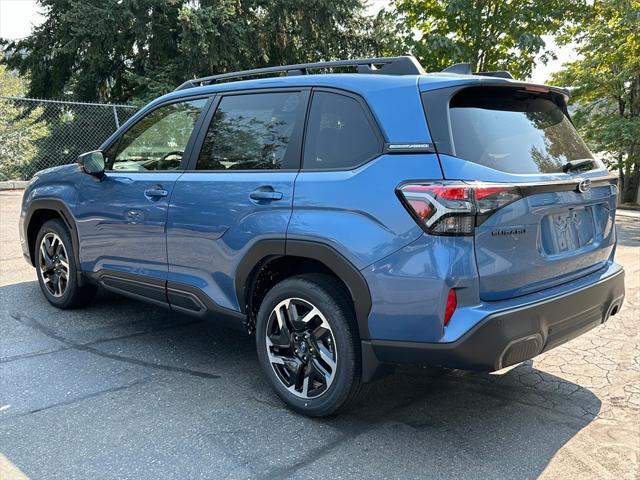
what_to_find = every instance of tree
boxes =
[551,0,640,204]
[1,0,386,103]
[0,56,49,180]
[384,0,585,79]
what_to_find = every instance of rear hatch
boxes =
[421,84,618,301]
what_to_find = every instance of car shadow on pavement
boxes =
[2,280,601,479]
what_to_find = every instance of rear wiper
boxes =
[562,159,595,173]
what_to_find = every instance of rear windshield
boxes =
[448,87,594,174]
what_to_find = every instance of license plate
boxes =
[542,207,595,254]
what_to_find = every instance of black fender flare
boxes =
[235,239,373,341]
[25,199,83,282]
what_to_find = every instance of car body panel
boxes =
[363,235,622,344]
[369,262,624,371]
[74,171,181,281]
[436,154,618,301]
[361,233,479,342]
[20,164,82,261]
[475,184,616,300]
[288,153,441,270]
[166,171,296,310]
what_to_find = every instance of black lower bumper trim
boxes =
[368,268,625,372]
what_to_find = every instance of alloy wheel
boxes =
[39,232,69,297]
[265,297,337,399]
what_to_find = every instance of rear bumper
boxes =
[365,266,625,373]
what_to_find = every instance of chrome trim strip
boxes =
[384,142,436,154]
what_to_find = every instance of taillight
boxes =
[444,289,457,326]
[397,181,521,235]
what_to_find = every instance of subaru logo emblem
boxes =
[577,178,591,193]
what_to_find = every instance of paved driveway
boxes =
[1,189,638,479]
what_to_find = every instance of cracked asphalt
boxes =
[1,189,638,480]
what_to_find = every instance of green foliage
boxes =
[386,0,586,79]
[1,0,386,103]
[551,0,640,203]
[0,58,49,180]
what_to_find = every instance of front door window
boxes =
[107,98,207,172]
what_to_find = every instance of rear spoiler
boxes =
[440,62,570,98]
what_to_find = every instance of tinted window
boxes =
[108,98,206,171]
[303,92,381,170]
[196,92,305,170]
[449,87,595,174]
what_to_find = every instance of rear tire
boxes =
[35,219,96,309]
[255,274,368,417]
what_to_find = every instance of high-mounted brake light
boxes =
[523,85,549,93]
[397,181,521,235]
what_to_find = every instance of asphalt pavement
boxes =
[1,189,638,479]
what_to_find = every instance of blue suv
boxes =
[20,56,625,416]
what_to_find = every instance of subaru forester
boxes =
[20,56,625,416]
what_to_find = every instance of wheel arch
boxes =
[25,199,82,279]
[236,239,373,340]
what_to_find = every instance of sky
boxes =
[0,0,573,84]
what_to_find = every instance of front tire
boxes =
[35,219,96,309]
[255,274,368,417]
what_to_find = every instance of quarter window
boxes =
[196,92,305,170]
[107,98,207,171]
[303,92,382,170]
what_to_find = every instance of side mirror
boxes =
[78,150,105,178]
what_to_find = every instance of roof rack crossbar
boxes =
[175,56,425,91]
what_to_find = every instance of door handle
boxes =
[250,190,283,201]
[145,188,169,198]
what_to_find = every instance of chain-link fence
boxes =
[0,96,139,181]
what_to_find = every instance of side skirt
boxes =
[85,270,247,332]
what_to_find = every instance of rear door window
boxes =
[448,87,595,174]
[196,91,306,171]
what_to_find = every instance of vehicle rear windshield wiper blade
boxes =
[562,159,595,173]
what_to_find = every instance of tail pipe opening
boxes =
[605,300,622,322]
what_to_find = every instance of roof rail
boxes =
[175,56,425,91]
[441,62,514,79]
